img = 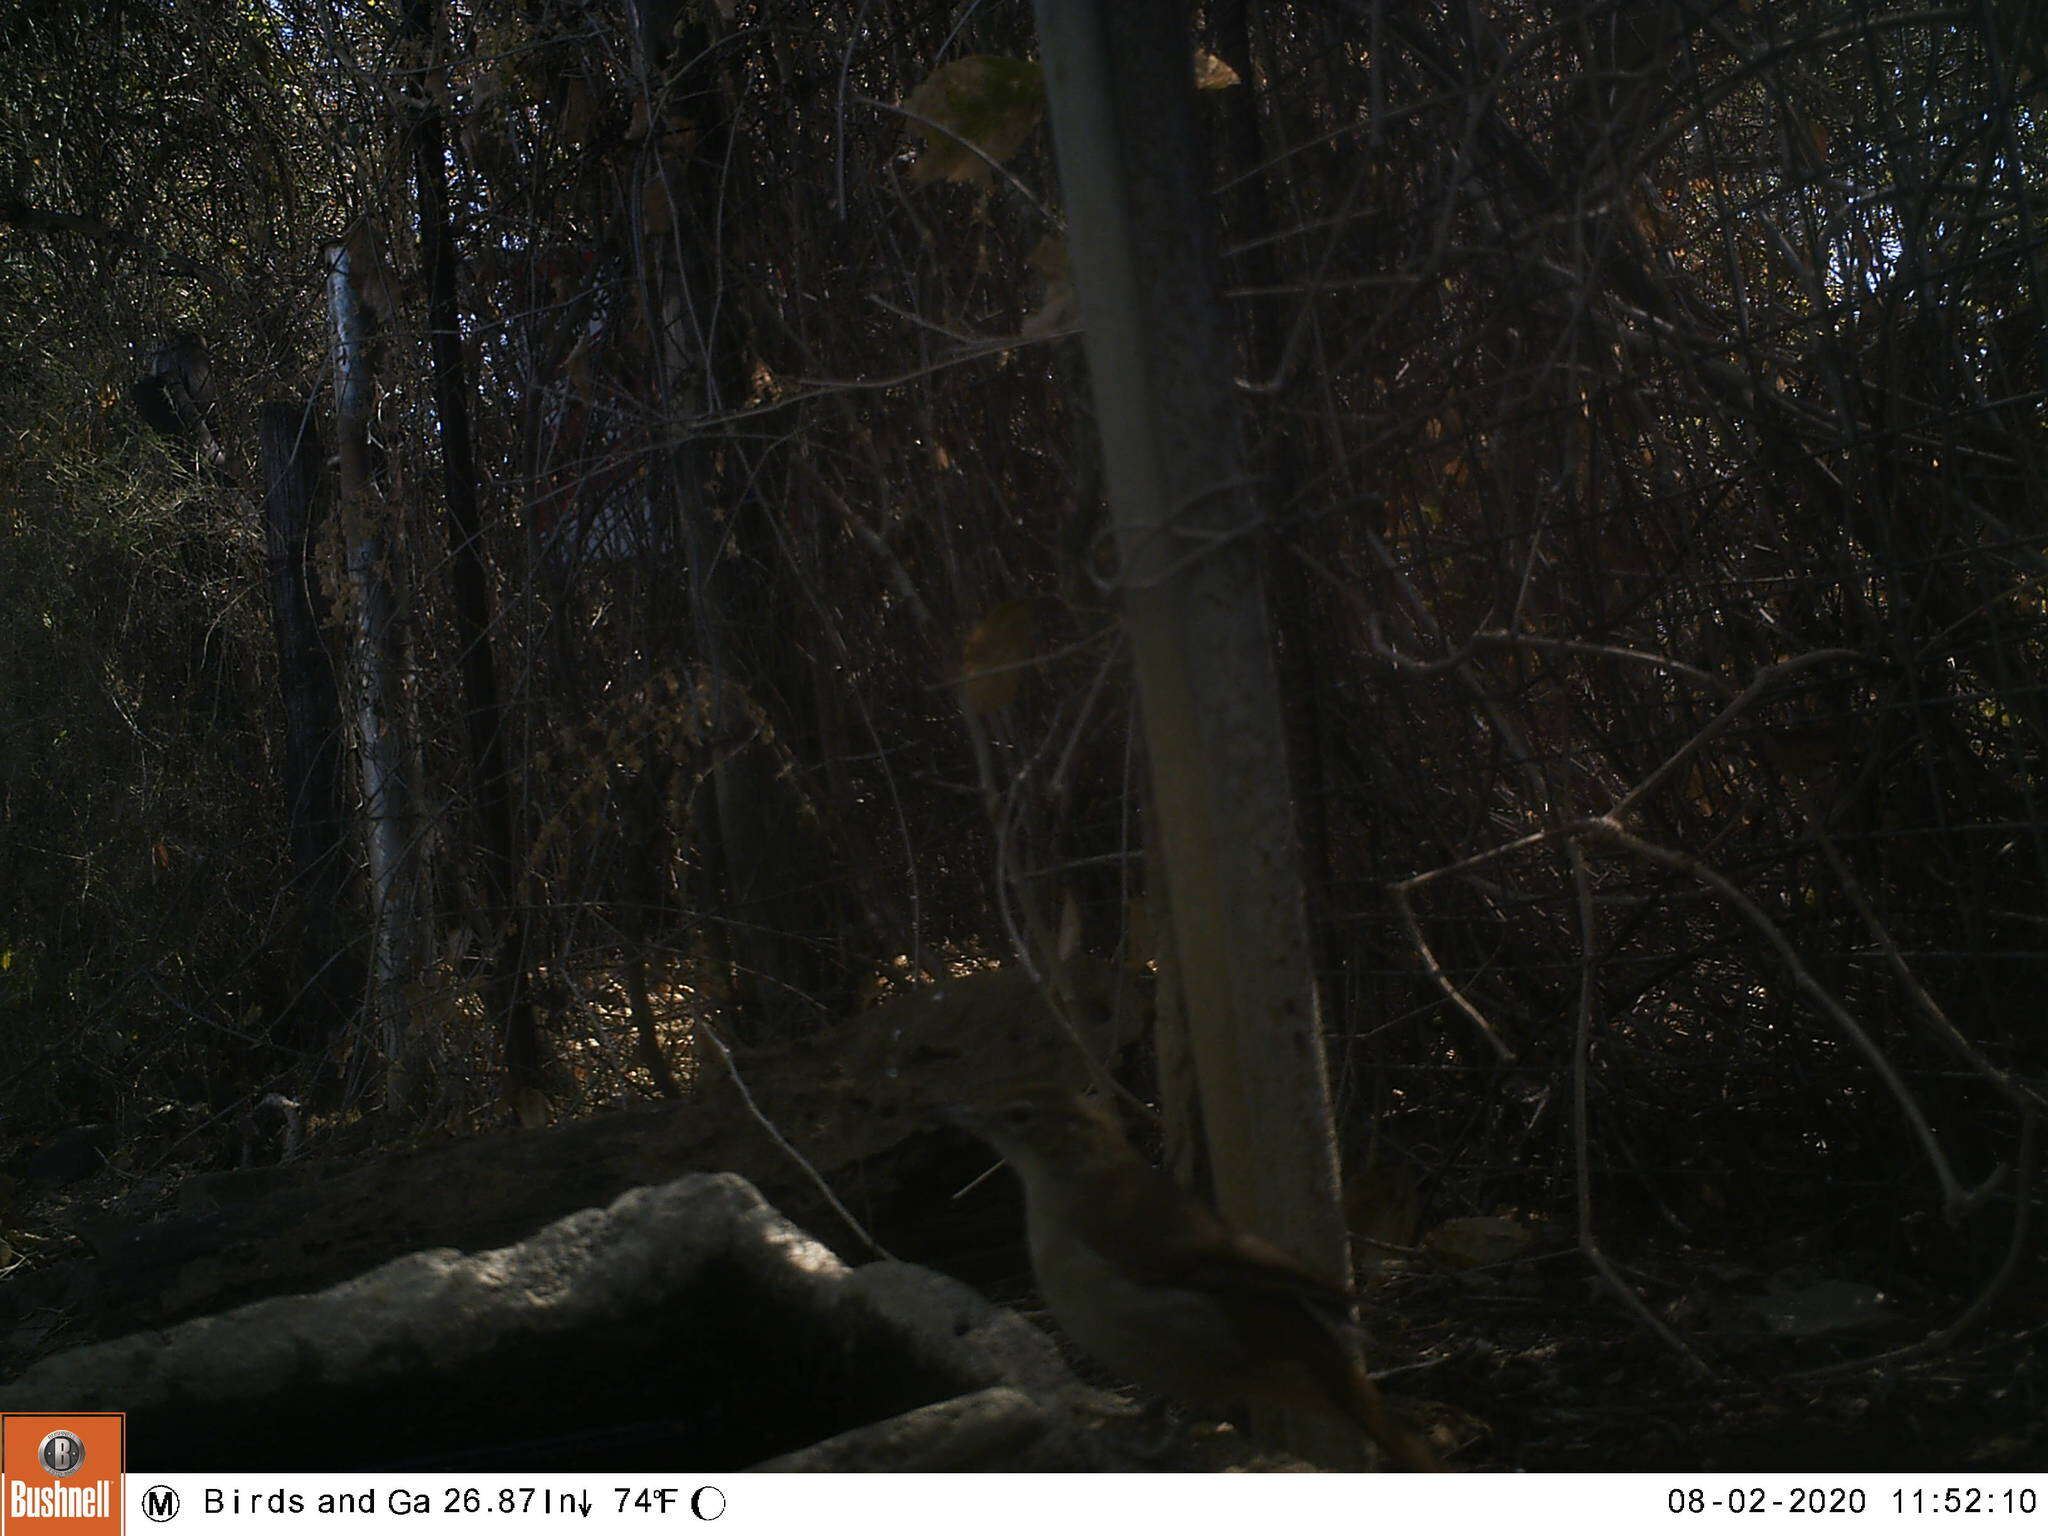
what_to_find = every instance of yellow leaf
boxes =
[961,597,1040,715]
[904,56,1045,187]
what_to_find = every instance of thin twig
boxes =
[692,1015,892,1261]
[1792,1108,2037,1381]
[1570,840,1718,1376]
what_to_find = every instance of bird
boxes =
[943,1089,1442,1471]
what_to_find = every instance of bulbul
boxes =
[945,1090,1442,1471]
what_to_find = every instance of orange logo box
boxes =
[1,1416,122,1536]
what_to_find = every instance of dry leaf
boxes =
[1423,1214,1537,1269]
[1056,888,1083,961]
[1023,233,1078,337]
[510,1086,551,1129]
[1346,1162,1423,1260]
[1745,1276,1891,1337]
[559,77,598,148]
[642,173,675,242]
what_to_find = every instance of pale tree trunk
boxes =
[1033,0,1355,1463]
[325,241,421,1115]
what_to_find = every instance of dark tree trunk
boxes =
[406,0,547,1093]
[258,401,361,1052]
[634,1,847,1040]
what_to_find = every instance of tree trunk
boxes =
[324,240,420,1114]
[258,401,361,1053]
[1034,0,1354,1462]
[629,0,842,1040]
[405,0,547,1095]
